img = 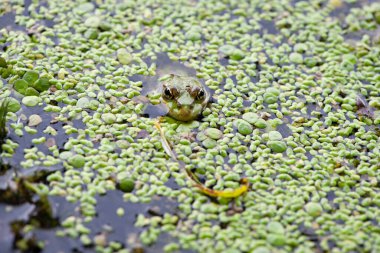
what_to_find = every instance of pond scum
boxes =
[0,0,380,252]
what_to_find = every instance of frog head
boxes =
[160,75,209,121]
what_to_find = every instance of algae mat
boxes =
[0,0,380,252]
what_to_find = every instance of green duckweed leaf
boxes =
[34,77,51,92]
[14,79,29,95]
[23,71,39,85]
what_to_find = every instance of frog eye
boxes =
[196,89,205,100]
[163,87,174,100]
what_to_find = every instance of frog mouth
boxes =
[162,99,203,121]
[174,106,194,119]
[168,105,199,121]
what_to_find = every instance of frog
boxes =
[159,74,210,122]
[152,74,249,199]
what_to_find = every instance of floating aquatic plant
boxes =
[1,0,380,252]
[13,70,52,96]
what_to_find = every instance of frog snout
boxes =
[177,94,194,107]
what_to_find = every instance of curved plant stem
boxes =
[155,119,249,199]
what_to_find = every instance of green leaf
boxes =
[14,79,29,95]
[34,77,51,92]
[25,87,40,96]
[1,68,11,79]
[6,97,21,112]
[23,70,39,85]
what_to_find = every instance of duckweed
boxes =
[117,49,133,65]
[5,98,21,112]
[119,178,135,193]
[267,221,285,234]
[204,128,223,140]
[25,87,39,96]
[116,208,125,217]
[75,2,95,14]
[235,119,253,135]
[23,71,39,85]
[76,97,90,108]
[1,0,380,252]
[268,131,282,141]
[254,119,267,129]
[267,234,286,246]
[305,202,323,217]
[68,154,86,168]
[267,141,287,153]
[28,114,42,127]
[101,113,116,124]
[14,79,28,94]
[242,112,259,125]
[202,138,217,149]
[289,52,303,64]
[22,96,40,107]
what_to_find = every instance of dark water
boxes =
[0,181,189,253]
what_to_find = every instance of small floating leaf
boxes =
[23,70,39,85]
[305,202,323,217]
[117,49,133,65]
[25,87,40,96]
[14,79,29,94]
[84,29,98,40]
[267,141,287,153]
[28,114,42,127]
[68,154,86,168]
[101,113,116,124]
[75,2,95,15]
[242,112,259,124]
[219,45,236,55]
[22,96,40,107]
[76,97,90,108]
[202,138,217,149]
[119,178,135,193]
[34,77,51,92]
[84,16,101,28]
[6,97,21,112]
[235,119,253,135]
[204,128,223,140]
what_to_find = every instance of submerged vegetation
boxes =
[0,0,380,252]
[0,98,9,146]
